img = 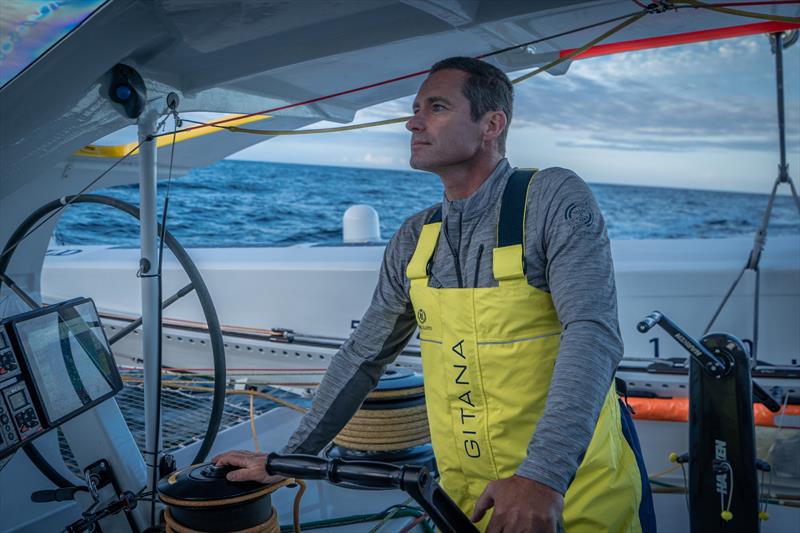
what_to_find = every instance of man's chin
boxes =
[409,157,430,171]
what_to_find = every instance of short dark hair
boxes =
[430,57,513,154]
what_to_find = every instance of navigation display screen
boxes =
[12,299,121,425]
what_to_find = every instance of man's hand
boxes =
[211,450,285,484]
[471,475,564,533]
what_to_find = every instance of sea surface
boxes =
[54,160,800,247]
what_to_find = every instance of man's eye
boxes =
[432,104,445,112]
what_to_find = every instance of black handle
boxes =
[265,453,478,533]
[637,311,730,377]
[31,486,88,503]
[637,311,662,333]
[266,453,405,489]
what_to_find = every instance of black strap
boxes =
[498,170,534,247]
[428,205,442,224]
[424,205,443,275]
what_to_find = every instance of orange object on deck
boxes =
[626,397,800,428]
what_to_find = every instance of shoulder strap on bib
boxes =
[493,169,537,281]
[406,205,442,281]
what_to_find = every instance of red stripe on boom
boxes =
[560,21,800,59]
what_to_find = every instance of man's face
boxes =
[406,69,484,172]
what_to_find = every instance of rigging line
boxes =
[147,1,796,140]
[475,10,643,61]
[677,0,800,22]
[175,116,409,136]
[158,9,649,138]
[227,116,408,136]
[152,0,796,140]
[159,9,647,138]
[0,140,145,265]
[511,10,648,84]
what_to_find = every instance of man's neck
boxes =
[438,154,503,201]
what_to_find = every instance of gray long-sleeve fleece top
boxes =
[282,159,624,496]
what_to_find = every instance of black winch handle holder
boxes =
[637,311,731,377]
[638,311,782,412]
[265,453,479,533]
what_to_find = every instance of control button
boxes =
[20,425,28,433]
[29,419,39,428]
[4,425,10,432]
[0,368,6,375]
[14,413,24,425]
[0,414,8,424]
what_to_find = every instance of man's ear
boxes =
[482,111,507,146]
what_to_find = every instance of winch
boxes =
[157,463,287,533]
[327,367,435,471]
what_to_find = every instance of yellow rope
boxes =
[648,463,681,479]
[205,10,650,137]
[77,2,798,157]
[676,1,800,24]
[332,385,430,451]
[511,11,648,84]
[231,4,797,136]
[121,377,309,414]
[249,393,261,452]
[228,116,409,135]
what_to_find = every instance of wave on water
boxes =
[53,160,800,247]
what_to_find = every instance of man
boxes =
[214,57,655,533]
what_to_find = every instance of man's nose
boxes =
[406,113,423,132]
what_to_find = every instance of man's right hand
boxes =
[212,450,285,484]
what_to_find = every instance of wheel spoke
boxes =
[0,272,40,310]
[108,282,195,346]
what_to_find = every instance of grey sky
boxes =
[233,35,800,194]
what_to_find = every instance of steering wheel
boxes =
[0,194,226,466]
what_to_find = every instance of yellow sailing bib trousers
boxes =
[406,170,655,532]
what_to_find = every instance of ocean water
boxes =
[53,160,800,247]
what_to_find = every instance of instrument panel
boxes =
[0,298,122,459]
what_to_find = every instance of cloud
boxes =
[510,36,799,153]
[557,135,782,153]
[362,152,401,166]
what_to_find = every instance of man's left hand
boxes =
[471,475,564,533]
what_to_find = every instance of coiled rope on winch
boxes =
[334,403,431,452]
[333,369,431,452]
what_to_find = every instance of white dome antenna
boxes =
[343,205,381,243]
